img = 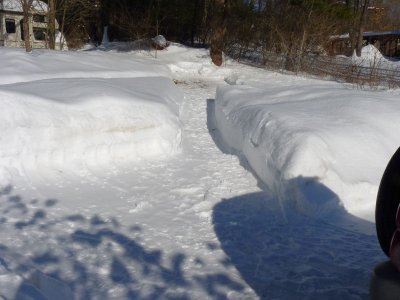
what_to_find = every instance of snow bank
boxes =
[361,44,385,61]
[352,44,388,68]
[0,47,171,85]
[143,44,233,81]
[0,77,183,182]
[215,83,400,221]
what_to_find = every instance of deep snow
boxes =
[0,44,394,299]
[0,77,183,183]
[215,82,400,222]
[352,44,400,69]
[0,47,171,85]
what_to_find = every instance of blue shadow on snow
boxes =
[212,179,386,300]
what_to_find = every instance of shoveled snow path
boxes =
[0,80,261,299]
[0,79,384,299]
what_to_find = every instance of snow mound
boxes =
[0,47,171,85]
[0,77,183,182]
[143,44,233,81]
[215,83,400,221]
[152,35,168,49]
[360,44,385,61]
[352,44,386,67]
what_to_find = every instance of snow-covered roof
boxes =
[0,0,48,13]
[329,33,350,40]
[330,30,400,40]
[363,30,400,37]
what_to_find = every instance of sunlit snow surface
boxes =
[0,48,182,183]
[215,83,400,221]
[0,44,396,299]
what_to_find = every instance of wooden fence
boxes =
[227,48,400,89]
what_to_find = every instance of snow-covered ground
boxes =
[0,44,396,299]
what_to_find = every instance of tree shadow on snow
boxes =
[212,178,385,300]
[0,185,244,300]
[83,40,160,54]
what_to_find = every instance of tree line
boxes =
[19,0,399,67]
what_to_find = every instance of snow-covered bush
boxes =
[152,35,169,50]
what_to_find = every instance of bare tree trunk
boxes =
[210,0,226,66]
[346,0,357,54]
[22,12,31,52]
[48,0,56,49]
[296,29,307,72]
[20,0,34,52]
[348,0,369,56]
[22,16,31,52]
[284,41,295,71]
[190,0,200,46]
[355,0,369,56]
[59,0,68,50]
[296,1,314,73]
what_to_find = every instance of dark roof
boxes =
[363,30,400,37]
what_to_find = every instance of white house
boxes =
[0,0,59,49]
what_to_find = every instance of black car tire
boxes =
[376,147,400,257]
[370,261,400,300]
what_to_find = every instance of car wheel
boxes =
[376,147,400,257]
[370,261,400,300]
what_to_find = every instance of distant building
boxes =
[329,31,400,57]
[0,0,59,49]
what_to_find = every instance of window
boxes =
[33,15,46,23]
[5,19,16,34]
[33,28,46,41]
[20,20,24,40]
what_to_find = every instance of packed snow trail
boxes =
[0,46,387,299]
[0,80,262,299]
